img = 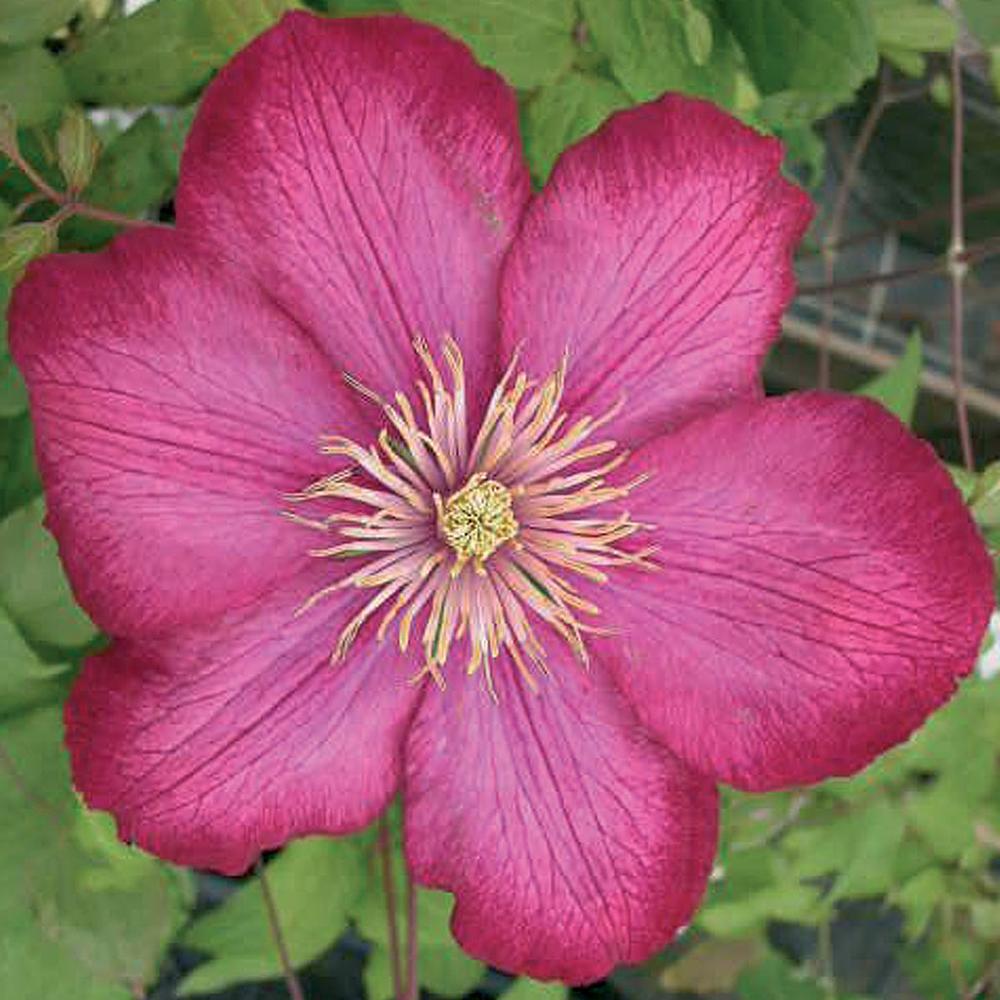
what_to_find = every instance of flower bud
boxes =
[0,103,17,157]
[56,107,101,194]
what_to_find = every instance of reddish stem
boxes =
[949,48,975,472]
[404,867,419,1000]
[256,857,306,1000]
[378,815,405,1000]
[818,65,892,389]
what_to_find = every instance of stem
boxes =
[377,816,405,1000]
[0,740,69,835]
[404,868,419,1000]
[949,48,975,472]
[2,146,166,230]
[797,235,1000,296]
[800,188,1000,258]
[67,201,164,230]
[10,191,46,224]
[2,145,63,203]
[817,919,837,1000]
[818,65,891,389]
[256,857,306,1000]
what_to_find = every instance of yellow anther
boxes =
[440,474,518,565]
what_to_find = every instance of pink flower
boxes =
[9,12,993,984]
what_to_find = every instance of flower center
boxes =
[440,474,518,566]
[288,336,656,698]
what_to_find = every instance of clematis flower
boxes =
[9,11,994,984]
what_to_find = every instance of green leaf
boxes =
[971,900,1000,940]
[0,0,80,47]
[504,980,569,1000]
[399,0,575,89]
[0,223,57,280]
[893,867,947,941]
[180,836,366,995]
[968,462,1000,528]
[0,497,97,650]
[64,0,221,106]
[364,945,397,1000]
[855,332,922,425]
[0,411,40,515]
[737,953,825,1000]
[872,1,957,52]
[962,0,1000,46]
[905,783,984,862]
[204,0,304,57]
[522,71,630,182]
[661,937,765,993]
[582,0,744,106]
[0,272,27,418]
[828,800,906,900]
[881,44,927,78]
[719,0,877,117]
[60,113,174,250]
[416,943,484,997]
[0,607,69,718]
[326,0,400,11]
[0,356,26,418]
[0,706,189,999]
[0,47,69,127]
[929,72,951,106]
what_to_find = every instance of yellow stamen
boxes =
[439,474,519,566]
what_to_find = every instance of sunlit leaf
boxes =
[0,0,80,47]
[522,71,630,182]
[894,868,947,941]
[0,706,189,999]
[399,0,576,89]
[180,836,367,995]
[719,0,877,118]
[0,48,69,127]
[872,1,956,52]
[581,0,744,107]
[856,332,923,425]
[64,0,221,106]
[204,0,305,57]
[0,497,97,650]
[737,952,825,1000]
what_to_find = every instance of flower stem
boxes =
[796,235,1000,297]
[2,141,166,231]
[949,47,974,473]
[404,866,419,1000]
[256,856,306,1000]
[377,815,405,1000]
[817,64,891,389]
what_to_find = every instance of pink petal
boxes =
[9,228,360,635]
[595,393,994,791]
[404,652,718,984]
[177,12,530,407]
[501,94,812,446]
[66,564,420,875]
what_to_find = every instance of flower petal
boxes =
[9,228,359,635]
[177,11,530,406]
[595,393,994,791]
[66,565,420,875]
[404,654,718,983]
[501,94,812,445]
